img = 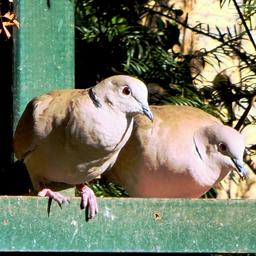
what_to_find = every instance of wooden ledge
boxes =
[1,196,256,253]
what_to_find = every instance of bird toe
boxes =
[77,184,98,220]
[38,188,70,206]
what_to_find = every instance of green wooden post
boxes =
[13,0,74,128]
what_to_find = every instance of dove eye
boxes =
[218,142,227,152]
[122,86,131,96]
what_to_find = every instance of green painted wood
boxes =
[13,0,74,129]
[1,197,256,253]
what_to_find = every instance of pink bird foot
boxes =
[38,188,70,207]
[76,184,98,220]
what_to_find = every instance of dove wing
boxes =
[13,89,86,160]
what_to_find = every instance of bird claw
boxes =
[38,186,97,220]
[78,185,98,221]
[38,188,70,205]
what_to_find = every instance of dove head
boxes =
[93,75,153,121]
[194,124,247,179]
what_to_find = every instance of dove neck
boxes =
[193,125,220,159]
[89,87,102,108]
[192,125,225,185]
[91,83,120,112]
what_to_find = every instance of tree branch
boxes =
[232,0,256,51]
[234,95,256,131]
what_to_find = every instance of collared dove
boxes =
[104,105,247,198]
[13,75,153,219]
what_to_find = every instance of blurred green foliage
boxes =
[75,0,217,114]
[76,0,256,198]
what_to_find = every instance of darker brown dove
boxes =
[104,105,247,198]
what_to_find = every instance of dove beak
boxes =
[142,105,153,122]
[231,158,247,180]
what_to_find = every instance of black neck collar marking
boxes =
[89,87,102,108]
[193,137,202,160]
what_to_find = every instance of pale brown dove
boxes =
[13,75,153,219]
[104,105,247,198]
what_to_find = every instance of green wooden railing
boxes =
[1,0,255,253]
[1,197,256,253]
